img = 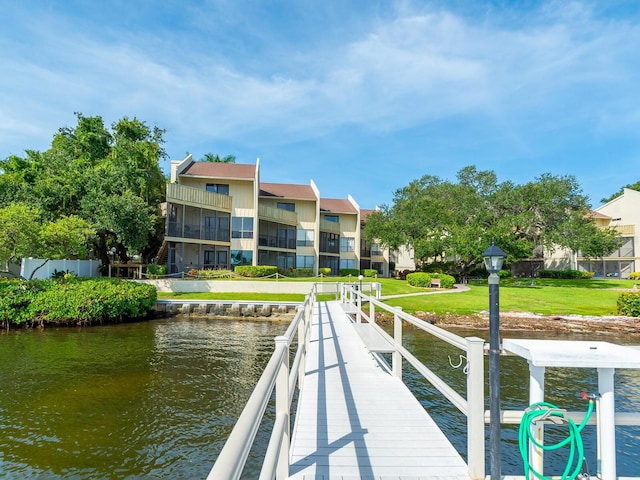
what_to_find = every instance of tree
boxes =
[601,181,640,204]
[0,113,168,264]
[201,153,236,163]
[0,203,42,271]
[364,166,619,274]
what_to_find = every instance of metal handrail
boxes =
[206,284,316,480]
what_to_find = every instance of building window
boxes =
[372,262,383,274]
[204,211,230,242]
[297,229,314,247]
[324,214,339,223]
[340,259,355,269]
[277,202,295,212]
[232,217,254,238]
[231,250,253,266]
[204,247,230,269]
[320,232,340,254]
[297,255,315,269]
[371,243,383,256]
[206,183,230,195]
[340,237,355,252]
[258,220,296,250]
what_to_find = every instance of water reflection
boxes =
[0,317,288,479]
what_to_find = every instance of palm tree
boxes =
[201,153,236,163]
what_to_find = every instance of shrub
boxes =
[362,269,378,278]
[497,269,512,278]
[629,272,640,280]
[234,265,278,277]
[339,268,360,277]
[397,269,414,280]
[146,264,167,279]
[406,272,456,289]
[318,268,331,276]
[290,268,313,277]
[581,271,595,279]
[618,292,640,317]
[538,269,584,279]
[196,269,233,278]
[0,278,157,327]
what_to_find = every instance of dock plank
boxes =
[289,300,470,480]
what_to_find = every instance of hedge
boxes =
[406,272,456,289]
[289,268,314,278]
[318,268,331,276]
[362,269,378,278]
[618,292,640,317]
[234,265,278,277]
[629,272,640,280]
[339,269,360,277]
[0,278,157,328]
[538,269,588,279]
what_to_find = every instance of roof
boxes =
[260,182,317,200]
[588,210,611,220]
[360,208,375,219]
[180,161,256,179]
[320,198,358,214]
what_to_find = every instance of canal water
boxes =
[1,317,639,478]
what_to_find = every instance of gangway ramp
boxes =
[289,300,470,479]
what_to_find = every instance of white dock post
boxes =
[528,363,546,479]
[274,336,290,480]
[466,337,485,480]
[392,307,403,379]
[598,367,616,480]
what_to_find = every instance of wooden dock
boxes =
[288,300,470,480]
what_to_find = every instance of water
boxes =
[0,318,287,479]
[1,319,639,478]
[401,327,640,477]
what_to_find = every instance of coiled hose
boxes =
[518,399,595,480]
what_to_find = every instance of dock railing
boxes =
[207,282,344,480]
[341,283,487,480]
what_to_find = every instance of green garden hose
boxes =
[518,398,595,480]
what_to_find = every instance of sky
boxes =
[1,0,639,209]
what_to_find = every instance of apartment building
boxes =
[162,155,390,276]
[543,188,640,278]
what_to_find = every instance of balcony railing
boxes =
[166,183,232,211]
[258,204,297,225]
[320,218,340,233]
[167,221,230,242]
[612,224,635,235]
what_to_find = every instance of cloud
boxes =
[0,0,639,162]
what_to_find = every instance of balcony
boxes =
[258,204,297,225]
[320,218,340,233]
[166,183,232,211]
[612,224,635,236]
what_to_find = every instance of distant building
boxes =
[158,155,392,276]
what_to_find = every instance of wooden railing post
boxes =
[356,288,362,323]
[369,296,375,324]
[274,336,290,480]
[466,337,486,480]
[393,307,403,379]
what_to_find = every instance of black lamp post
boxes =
[482,240,506,480]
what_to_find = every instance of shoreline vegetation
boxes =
[2,276,640,334]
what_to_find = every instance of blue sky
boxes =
[1,1,639,209]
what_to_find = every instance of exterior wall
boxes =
[544,246,575,270]
[578,188,640,278]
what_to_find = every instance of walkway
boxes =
[288,300,470,480]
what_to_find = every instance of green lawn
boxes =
[156,277,635,317]
[384,284,623,316]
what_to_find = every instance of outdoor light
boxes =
[482,241,506,273]
[358,274,363,292]
[482,240,506,480]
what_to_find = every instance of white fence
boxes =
[20,258,102,280]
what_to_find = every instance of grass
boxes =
[156,277,637,318]
[384,284,623,317]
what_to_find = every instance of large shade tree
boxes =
[364,166,619,274]
[0,113,167,265]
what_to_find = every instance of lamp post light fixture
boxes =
[358,274,364,293]
[482,240,506,480]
